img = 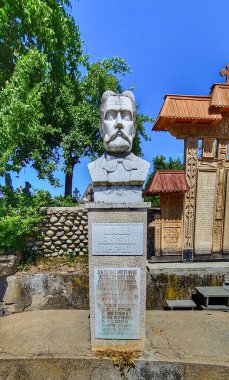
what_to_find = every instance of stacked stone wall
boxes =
[29,207,88,257]
[29,207,159,257]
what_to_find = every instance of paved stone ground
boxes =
[0,310,228,379]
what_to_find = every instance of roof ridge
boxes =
[157,170,185,173]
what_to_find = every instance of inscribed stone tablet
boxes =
[195,170,217,254]
[92,223,143,255]
[94,268,140,339]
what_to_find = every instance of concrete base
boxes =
[147,262,229,309]
[0,310,228,379]
[87,204,148,352]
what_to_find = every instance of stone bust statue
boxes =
[88,90,150,190]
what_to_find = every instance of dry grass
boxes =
[95,349,141,378]
[17,254,88,274]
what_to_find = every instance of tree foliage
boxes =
[151,155,184,171]
[0,0,82,85]
[0,186,76,255]
[0,0,151,195]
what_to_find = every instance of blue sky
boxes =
[2,0,229,196]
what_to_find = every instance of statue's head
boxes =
[100,90,137,153]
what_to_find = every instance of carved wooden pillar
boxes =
[212,140,229,253]
[223,169,229,254]
[212,164,226,253]
[183,137,198,250]
[152,217,161,256]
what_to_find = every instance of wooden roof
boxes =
[144,170,189,195]
[153,66,229,132]
[153,95,221,131]
[210,84,229,109]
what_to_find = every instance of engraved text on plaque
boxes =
[94,268,140,339]
[92,223,143,255]
[195,170,217,254]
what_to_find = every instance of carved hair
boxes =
[99,90,136,134]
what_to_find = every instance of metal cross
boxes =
[220,64,229,84]
[73,187,80,199]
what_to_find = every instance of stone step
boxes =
[165,299,196,310]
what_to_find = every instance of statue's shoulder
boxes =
[87,155,104,170]
[131,154,150,170]
[87,155,107,184]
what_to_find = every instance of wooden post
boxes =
[182,137,198,250]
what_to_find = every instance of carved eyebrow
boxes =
[104,109,133,117]
[105,109,117,116]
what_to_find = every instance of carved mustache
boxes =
[105,129,131,144]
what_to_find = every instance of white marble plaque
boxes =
[92,223,143,255]
[94,268,141,339]
[195,170,217,254]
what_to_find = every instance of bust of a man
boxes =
[88,90,150,187]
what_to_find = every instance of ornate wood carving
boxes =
[223,170,229,254]
[202,138,215,158]
[217,139,229,160]
[169,124,216,139]
[169,119,229,139]
[212,164,227,253]
[161,194,183,221]
[183,137,198,249]
[162,223,181,254]
[152,218,161,257]
[160,194,183,255]
[198,161,217,169]
[217,119,229,137]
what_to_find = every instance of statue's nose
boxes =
[115,112,123,129]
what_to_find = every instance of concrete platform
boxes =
[0,310,228,379]
[147,261,229,274]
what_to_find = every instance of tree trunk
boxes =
[64,158,78,197]
[64,171,73,197]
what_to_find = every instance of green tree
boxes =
[0,185,77,255]
[0,0,150,196]
[151,155,184,171]
[144,155,184,206]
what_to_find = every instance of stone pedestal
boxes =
[86,202,150,352]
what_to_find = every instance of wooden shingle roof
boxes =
[153,66,229,132]
[210,84,229,109]
[153,95,221,131]
[144,170,189,195]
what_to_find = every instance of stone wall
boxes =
[29,207,88,257]
[0,272,89,314]
[146,263,229,309]
[1,263,228,313]
[28,206,158,258]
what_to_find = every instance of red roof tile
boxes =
[144,170,189,195]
